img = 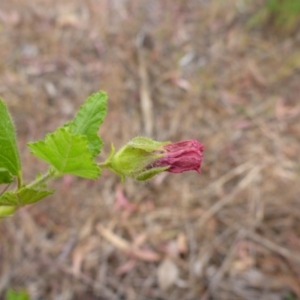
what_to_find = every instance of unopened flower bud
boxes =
[107,137,204,181]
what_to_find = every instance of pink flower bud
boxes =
[152,140,204,173]
[108,137,204,181]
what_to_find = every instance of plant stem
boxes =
[0,183,11,196]
[98,161,111,169]
[26,170,53,189]
[17,172,23,189]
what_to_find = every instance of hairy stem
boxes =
[17,172,23,189]
[98,161,111,169]
[26,170,53,189]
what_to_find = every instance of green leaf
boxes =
[66,91,107,157]
[0,205,16,217]
[28,127,100,179]
[0,187,54,206]
[5,289,30,300]
[0,99,21,180]
[0,167,13,184]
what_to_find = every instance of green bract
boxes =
[108,137,170,181]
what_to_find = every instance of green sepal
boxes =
[128,137,169,151]
[109,137,169,180]
[135,166,169,181]
[110,147,162,179]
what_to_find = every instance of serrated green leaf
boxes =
[0,99,21,179]
[5,289,30,300]
[0,191,20,206]
[0,187,54,206]
[0,206,16,217]
[66,91,107,157]
[28,127,100,179]
[0,167,13,184]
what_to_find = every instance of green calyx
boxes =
[105,137,170,181]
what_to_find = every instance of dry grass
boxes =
[0,0,300,299]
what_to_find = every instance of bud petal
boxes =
[153,140,204,173]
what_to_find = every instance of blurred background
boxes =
[0,0,300,299]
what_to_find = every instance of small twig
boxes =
[198,166,261,231]
[202,161,254,195]
[57,232,78,262]
[208,229,246,295]
[53,264,118,299]
[246,230,300,264]
[136,31,154,136]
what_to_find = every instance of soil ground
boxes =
[1,1,300,299]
